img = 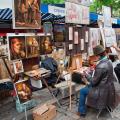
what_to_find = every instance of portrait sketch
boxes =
[8,36,26,60]
[13,0,41,29]
[13,60,24,74]
[26,36,40,57]
[40,36,53,55]
[15,80,32,104]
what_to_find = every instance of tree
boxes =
[90,0,120,17]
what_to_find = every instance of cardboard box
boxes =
[33,104,57,120]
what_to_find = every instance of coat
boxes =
[87,58,116,110]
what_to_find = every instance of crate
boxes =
[33,104,57,120]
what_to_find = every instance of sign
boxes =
[48,5,65,16]
[65,2,89,24]
[102,6,112,28]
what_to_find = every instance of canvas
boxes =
[14,80,32,104]
[54,24,65,42]
[40,36,53,55]
[13,0,41,29]
[8,36,26,60]
[26,36,40,58]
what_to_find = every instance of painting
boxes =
[8,36,26,60]
[13,0,41,29]
[54,24,65,42]
[26,36,40,57]
[40,36,53,55]
[43,22,53,34]
[68,44,73,50]
[13,60,24,74]
[14,80,32,104]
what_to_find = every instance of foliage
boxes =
[90,0,120,17]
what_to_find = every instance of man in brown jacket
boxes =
[78,45,116,117]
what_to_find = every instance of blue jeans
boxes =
[78,85,91,114]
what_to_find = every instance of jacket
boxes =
[87,58,116,109]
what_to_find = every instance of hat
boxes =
[93,45,105,55]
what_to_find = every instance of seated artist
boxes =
[77,45,116,117]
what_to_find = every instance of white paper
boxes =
[30,78,42,88]
[69,44,73,50]
[69,27,73,41]
[74,31,79,44]
[85,31,88,43]
[81,39,84,50]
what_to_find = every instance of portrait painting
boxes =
[26,36,40,57]
[40,36,53,55]
[13,0,41,29]
[13,60,24,74]
[14,80,32,104]
[8,36,26,60]
[54,24,65,42]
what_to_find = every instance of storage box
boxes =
[55,81,76,98]
[33,104,57,120]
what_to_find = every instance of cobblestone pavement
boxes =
[0,86,120,120]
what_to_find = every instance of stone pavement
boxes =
[0,85,120,120]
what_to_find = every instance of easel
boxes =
[0,55,28,120]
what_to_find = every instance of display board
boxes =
[65,2,89,24]
[12,0,41,29]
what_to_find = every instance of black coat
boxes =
[87,59,116,109]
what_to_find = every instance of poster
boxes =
[89,28,100,48]
[74,31,79,44]
[104,28,117,47]
[69,27,73,41]
[13,60,24,74]
[13,0,41,29]
[14,80,32,104]
[26,36,40,57]
[40,36,53,54]
[65,2,89,24]
[102,6,112,28]
[8,36,26,60]
[54,24,65,42]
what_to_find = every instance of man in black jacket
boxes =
[78,45,116,117]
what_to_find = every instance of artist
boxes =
[77,45,116,117]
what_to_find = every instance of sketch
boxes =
[26,36,40,57]
[8,36,26,60]
[13,60,24,74]
[13,0,41,29]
